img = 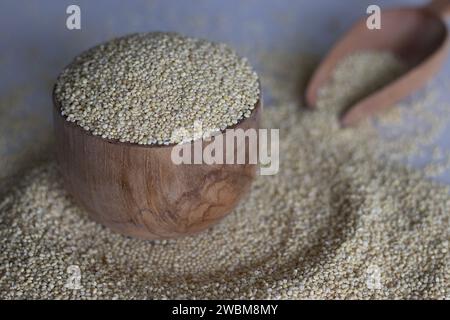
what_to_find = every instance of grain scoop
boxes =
[306,0,450,126]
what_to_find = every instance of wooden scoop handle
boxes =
[426,0,450,17]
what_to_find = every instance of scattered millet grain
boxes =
[54,32,259,145]
[0,51,449,299]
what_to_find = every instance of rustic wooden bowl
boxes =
[53,91,261,240]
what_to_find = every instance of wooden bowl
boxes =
[53,92,261,240]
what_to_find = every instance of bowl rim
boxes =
[53,83,262,149]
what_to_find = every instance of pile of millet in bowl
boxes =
[0,33,449,299]
[54,32,260,145]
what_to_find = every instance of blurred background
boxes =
[1,0,449,185]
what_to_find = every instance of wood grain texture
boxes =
[53,94,261,240]
[306,2,450,126]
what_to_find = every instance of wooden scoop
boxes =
[306,0,450,126]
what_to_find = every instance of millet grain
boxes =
[54,32,259,145]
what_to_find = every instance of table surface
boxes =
[1,0,450,183]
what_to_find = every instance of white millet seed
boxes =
[316,51,408,114]
[54,32,259,145]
